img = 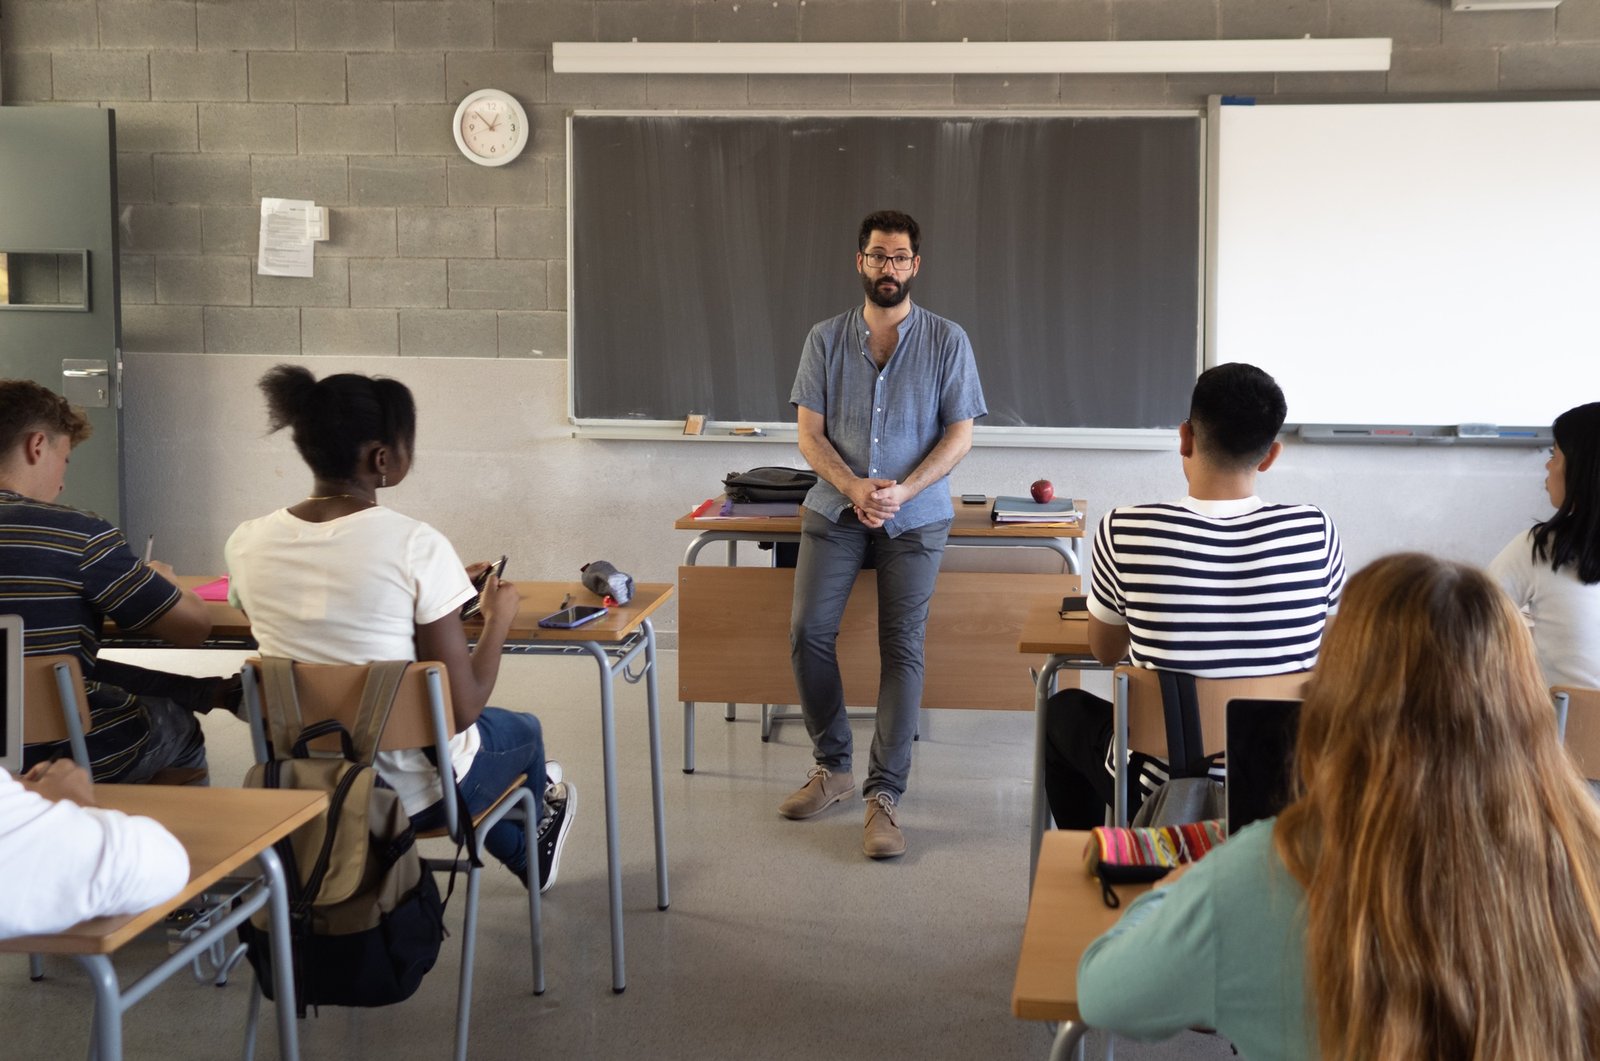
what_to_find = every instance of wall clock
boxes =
[452,88,528,167]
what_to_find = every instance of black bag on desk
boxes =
[722,466,817,503]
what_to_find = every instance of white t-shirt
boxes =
[225,506,480,815]
[0,769,189,939]
[1489,529,1600,690]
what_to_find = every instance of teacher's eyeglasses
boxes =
[862,252,916,271]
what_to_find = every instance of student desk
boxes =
[1012,829,1154,1061]
[1018,604,1101,885]
[0,784,326,1061]
[168,578,675,995]
[675,497,1085,773]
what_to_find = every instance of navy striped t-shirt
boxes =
[1088,496,1344,679]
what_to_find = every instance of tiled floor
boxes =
[1,649,1234,1061]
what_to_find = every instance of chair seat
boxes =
[416,774,530,840]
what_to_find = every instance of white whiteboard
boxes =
[1210,99,1600,428]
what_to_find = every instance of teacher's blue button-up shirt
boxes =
[790,302,986,537]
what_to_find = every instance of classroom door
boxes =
[0,107,123,523]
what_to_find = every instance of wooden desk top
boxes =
[1018,597,1093,657]
[0,785,326,956]
[176,576,675,645]
[675,496,1086,540]
[1012,830,1154,1022]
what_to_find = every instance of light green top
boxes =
[1077,819,1315,1060]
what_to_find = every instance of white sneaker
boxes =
[545,760,563,788]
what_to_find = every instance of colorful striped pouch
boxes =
[1082,821,1227,907]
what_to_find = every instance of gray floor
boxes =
[1,649,1236,1061]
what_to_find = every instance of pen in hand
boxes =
[143,534,154,564]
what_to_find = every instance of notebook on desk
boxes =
[1224,697,1302,835]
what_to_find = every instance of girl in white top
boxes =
[1489,402,1600,690]
[225,366,574,891]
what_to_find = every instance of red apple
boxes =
[1030,479,1054,504]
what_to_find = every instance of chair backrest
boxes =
[21,654,93,768]
[1555,685,1600,780]
[241,658,456,761]
[1117,666,1310,759]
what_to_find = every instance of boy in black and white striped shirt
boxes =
[1045,363,1344,827]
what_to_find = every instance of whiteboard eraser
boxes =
[1457,423,1498,438]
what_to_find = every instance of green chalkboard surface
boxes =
[570,113,1201,431]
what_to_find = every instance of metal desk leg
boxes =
[724,539,737,722]
[683,700,696,774]
[1050,1021,1089,1061]
[1031,654,1067,888]
[643,620,670,911]
[257,846,302,1061]
[78,954,122,1061]
[585,643,628,993]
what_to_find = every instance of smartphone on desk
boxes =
[538,605,608,630]
[1059,595,1089,620]
[461,555,508,620]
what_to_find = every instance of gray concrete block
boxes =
[1219,0,1326,38]
[350,53,446,104]
[548,156,567,208]
[448,258,543,308]
[203,306,301,353]
[1445,7,1554,45]
[298,105,397,155]
[117,153,155,204]
[297,2,399,51]
[121,304,204,352]
[1166,72,1274,104]
[120,205,203,254]
[1501,43,1600,88]
[114,103,200,152]
[156,255,253,305]
[249,52,348,103]
[800,0,901,42]
[696,0,802,43]
[1057,73,1168,107]
[397,207,497,257]
[954,74,1060,105]
[527,104,567,155]
[252,257,352,307]
[494,206,564,259]
[849,74,953,106]
[497,310,566,357]
[321,208,399,257]
[1009,0,1112,41]
[201,206,261,254]
[3,1,99,49]
[394,2,495,49]
[397,104,461,155]
[351,157,448,205]
[1274,70,1389,94]
[547,260,567,312]
[120,255,156,303]
[100,2,198,50]
[350,258,448,307]
[53,51,150,102]
[749,74,851,105]
[904,0,1009,42]
[399,308,499,356]
[198,2,297,50]
[1387,46,1498,92]
[445,51,546,102]
[501,2,598,48]
[1559,0,1600,41]
[2,52,54,102]
[302,308,401,354]
[645,74,751,106]
[253,156,351,204]
[1330,0,1441,47]
[155,154,253,205]
[151,52,249,101]
[447,156,545,205]
[1113,0,1216,40]
[198,102,296,153]
[547,71,647,105]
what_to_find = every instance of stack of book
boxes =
[991,495,1081,527]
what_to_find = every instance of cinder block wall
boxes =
[3,0,1599,359]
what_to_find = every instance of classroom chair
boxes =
[240,658,543,1061]
[1110,667,1309,827]
[1554,685,1600,781]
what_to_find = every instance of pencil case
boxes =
[1083,821,1226,907]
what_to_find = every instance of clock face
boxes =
[452,90,528,167]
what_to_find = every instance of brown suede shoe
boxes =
[778,765,856,820]
[863,792,906,859]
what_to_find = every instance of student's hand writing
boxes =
[474,573,521,630]
[21,759,96,807]
[146,559,179,585]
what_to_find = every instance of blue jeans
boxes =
[410,707,545,876]
[789,508,950,800]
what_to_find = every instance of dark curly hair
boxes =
[257,365,416,482]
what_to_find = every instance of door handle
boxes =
[63,367,108,378]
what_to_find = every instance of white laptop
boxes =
[0,614,23,774]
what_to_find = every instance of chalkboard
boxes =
[569,113,1201,431]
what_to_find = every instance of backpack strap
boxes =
[261,657,306,760]
[348,660,410,765]
[1157,670,1206,779]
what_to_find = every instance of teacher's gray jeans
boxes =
[789,508,950,801]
